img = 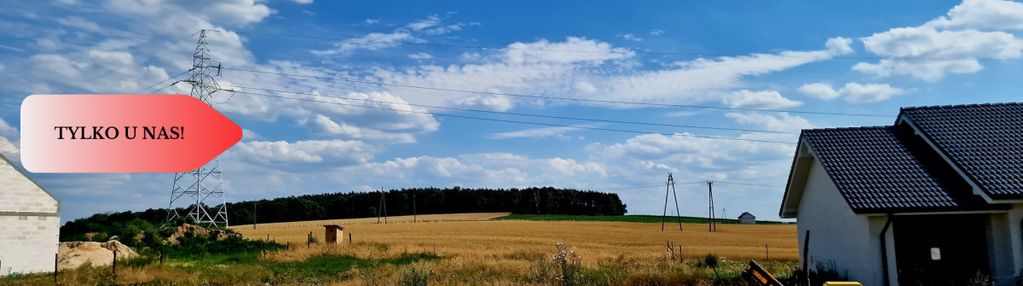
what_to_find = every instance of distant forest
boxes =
[60,187,626,243]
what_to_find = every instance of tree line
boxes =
[60,187,626,243]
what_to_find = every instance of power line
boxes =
[221,66,891,118]
[231,84,797,135]
[137,70,190,94]
[240,31,1006,61]
[230,90,794,144]
[714,180,783,188]
[600,184,664,191]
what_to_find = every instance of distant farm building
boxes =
[738,212,756,224]
[0,154,60,274]
[780,103,1022,286]
[323,224,345,244]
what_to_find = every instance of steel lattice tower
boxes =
[167,29,229,228]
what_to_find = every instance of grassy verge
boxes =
[496,214,788,224]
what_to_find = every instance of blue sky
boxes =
[1,0,1022,222]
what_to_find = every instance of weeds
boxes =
[553,242,583,286]
[398,264,432,286]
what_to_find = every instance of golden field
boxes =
[232,213,798,262]
[5,214,798,285]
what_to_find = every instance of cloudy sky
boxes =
[1,0,1022,221]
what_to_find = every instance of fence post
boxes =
[53,253,57,284]
[348,233,352,245]
[112,249,117,277]
[159,249,164,264]
[765,243,769,260]
[678,243,683,263]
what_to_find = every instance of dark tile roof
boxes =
[901,103,1023,199]
[802,126,999,213]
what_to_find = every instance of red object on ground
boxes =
[20,94,242,173]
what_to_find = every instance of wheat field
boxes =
[232,213,797,262]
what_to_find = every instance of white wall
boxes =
[0,158,58,214]
[0,157,60,274]
[797,158,894,285]
[0,215,59,274]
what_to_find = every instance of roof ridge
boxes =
[800,125,892,133]
[900,101,1022,111]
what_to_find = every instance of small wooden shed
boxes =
[738,212,756,224]
[323,224,345,244]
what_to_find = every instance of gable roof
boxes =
[738,212,755,218]
[789,126,1001,215]
[0,153,59,214]
[899,103,1023,200]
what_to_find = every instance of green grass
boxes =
[496,214,788,224]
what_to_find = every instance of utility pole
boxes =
[707,181,716,232]
[661,173,683,232]
[167,29,229,228]
[377,189,388,224]
[412,191,417,223]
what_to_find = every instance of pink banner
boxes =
[20,94,242,173]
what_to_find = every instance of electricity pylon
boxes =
[661,173,683,232]
[167,29,229,228]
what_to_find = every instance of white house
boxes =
[780,103,1021,286]
[738,212,756,224]
[0,154,60,275]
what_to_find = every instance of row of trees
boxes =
[60,187,627,243]
[227,187,626,225]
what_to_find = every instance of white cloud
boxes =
[291,0,314,4]
[233,139,373,166]
[311,32,412,56]
[370,37,846,111]
[204,0,274,26]
[241,128,261,141]
[722,90,802,109]
[725,112,814,132]
[825,37,854,54]
[548,157,606,176]
[928,0,1023,30]
[489,126,586,140]
[407,52,433,60]
[798,82,908,103]
[855,0,1023,81]
[620,33,643,42]
[56,16,102,32]
[503,37,634,64]
[407,15,441,31]
[313,15,470,56]
[649,29,665,36]
[311,114,417,143]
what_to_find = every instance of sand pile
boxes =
[58,240,138,270]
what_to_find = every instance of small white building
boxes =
[738,212,756,224]
[780,103,1021,286]
[0,154,60,275]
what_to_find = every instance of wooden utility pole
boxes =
[252,201,257,229]
[708,181,716,232]
[661,173,683,232]
[377,189,388,224]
